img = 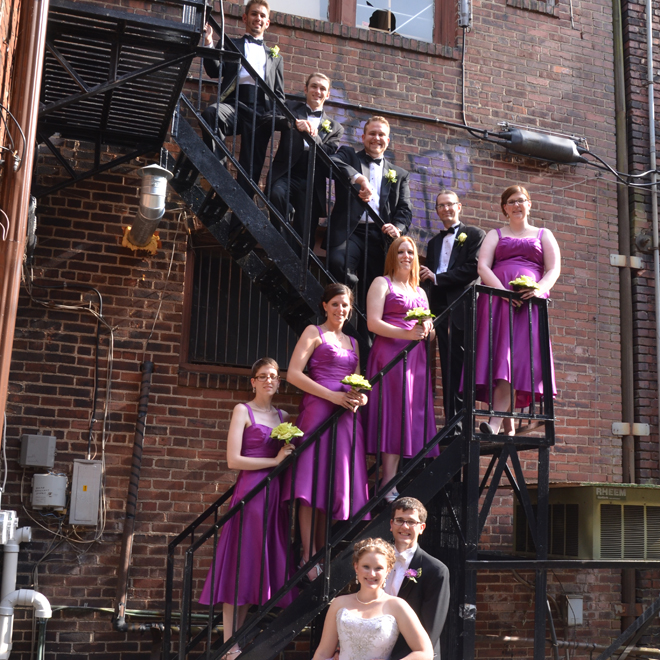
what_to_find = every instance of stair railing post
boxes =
[300,139,317,290]
[460,285,478,660]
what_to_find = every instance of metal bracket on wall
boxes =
[611,422,651,436]
[610,254,644,268]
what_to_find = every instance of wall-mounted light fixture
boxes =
[122,164,173,256]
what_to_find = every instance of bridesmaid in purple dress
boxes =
[199,358,295,657]
[475,185,561,435]
[365,237,437,503]
[284,283,370,580]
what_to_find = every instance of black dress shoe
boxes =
[479,421,495,435]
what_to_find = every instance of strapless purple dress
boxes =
[474,228,557,407]
[365,278,438,457]
[199,405,295,607]
[282,327,369,520]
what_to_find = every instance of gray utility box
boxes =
[69,459,103,526]
[20,434,57,468]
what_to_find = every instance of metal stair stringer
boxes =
[237,428,468,660]
[170,114,325,335]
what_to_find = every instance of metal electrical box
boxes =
[20,434,57,468]
[31,473,67,511]
[69,459,102,526]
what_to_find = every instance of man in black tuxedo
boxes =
[201,0,285,195]
[269,73,343,248]
[328,116,412,298]
[420,190,485,425]
[385,497,450,660]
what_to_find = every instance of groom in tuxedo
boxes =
[328,116,412,298]
[269,72,343,247]
[385,497,450,660]
[200,0,284,194]
[421,190,485,425]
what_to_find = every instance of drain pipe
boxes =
[1,527,31,601]
[612,0,638,632]
[646,0,660,467]
[0,590,52,660]
[113,361,154,632]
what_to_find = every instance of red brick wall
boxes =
[4,0,656,657]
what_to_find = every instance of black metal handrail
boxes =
[184,17,397,311]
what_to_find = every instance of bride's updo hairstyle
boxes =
[352,537,396,571]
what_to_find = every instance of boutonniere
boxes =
[404,567,422,583]
[385,169,397,183]
[456,232,467,246]
[320,119,332,133]
[269,45,280,58]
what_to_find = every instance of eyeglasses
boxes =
[254,374,280,382]
[505,198,529,206]
[436,202,458,210]
[392,518,423,527]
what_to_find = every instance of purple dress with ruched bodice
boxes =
[365,278,438,457]
[282,327,369,520]
[474,228,557,407]
[199,405,295,607]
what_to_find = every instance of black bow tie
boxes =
[441,226,457,236]
[244,34,264,45]
[364,155,383,166]
[307,110,323,118]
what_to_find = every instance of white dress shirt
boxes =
[357,160,383,223]
[239,37,267,86]
[303,106,323,150]
[384,545,417,596]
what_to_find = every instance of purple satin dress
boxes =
[282,327,369,520]
[474,228,557,408]
[199,405,295,607]
[365,278,438,457]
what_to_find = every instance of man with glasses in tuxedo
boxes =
[420,190,485,428]
[385,497,450,660]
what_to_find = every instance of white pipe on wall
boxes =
[0,589,52,659]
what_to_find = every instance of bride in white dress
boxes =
[312,538,432,660]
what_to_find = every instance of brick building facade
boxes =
[1,0,658,657]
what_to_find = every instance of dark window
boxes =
[183,238,298,371]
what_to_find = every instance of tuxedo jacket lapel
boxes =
[358,150,370,179]
[379,158,392,216]
[397,547,423,601]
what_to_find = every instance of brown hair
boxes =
[250,357,279,378]
[436,189,460,205]
[500,185,531,215]
[383,236,420,288]
[363,115,390,133]
[244,0,270,15]
[306,72,331,88]
[319,283,353,315]
[391,496,428,524]
[352,537,396,571]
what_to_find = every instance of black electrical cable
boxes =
[27,282,103,458]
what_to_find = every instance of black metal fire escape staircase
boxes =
[34,5,660,660]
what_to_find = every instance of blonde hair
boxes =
[363,115,390,133]
[352,537,396,571]
[383,236,420,288]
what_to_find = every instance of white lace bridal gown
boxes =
[336,607,400,660]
